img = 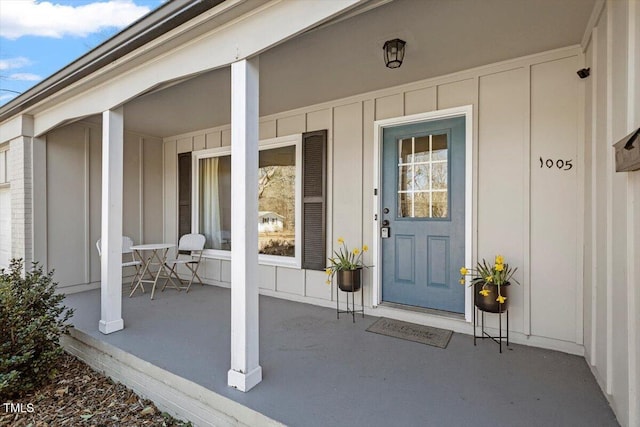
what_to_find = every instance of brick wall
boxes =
[8,136,33,268]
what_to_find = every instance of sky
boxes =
[0,0,166,106]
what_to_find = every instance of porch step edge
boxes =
[61,328,284,427]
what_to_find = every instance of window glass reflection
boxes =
[198,145,297,257]
[396,133,449,218]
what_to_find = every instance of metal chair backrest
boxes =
[121,236,135,254]
[178,234,206,252]
[96,236,136,256]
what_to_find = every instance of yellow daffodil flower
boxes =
[460,267,468,275]
[495,255,504,265]
[495,263,504,272]
[326,280,331,285]
[496,295,507,304]
[363,245,369,252]
[486,276,493,283]
[459,278,465,285]
[337,237,344,244]
[479,289,490,297]
[353,248,360,255]
[325,268,332,275]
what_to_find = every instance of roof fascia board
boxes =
[32,0,367,136]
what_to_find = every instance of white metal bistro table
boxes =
[129,243,177,299]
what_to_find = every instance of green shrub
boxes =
[0,259,74,399]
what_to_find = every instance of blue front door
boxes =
[381,117,465,313]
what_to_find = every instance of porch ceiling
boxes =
[123,0,595,138]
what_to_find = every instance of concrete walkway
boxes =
[65,285,618,427]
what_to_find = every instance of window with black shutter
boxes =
[178,152,192,239]
[301,130,327,270]
[187,130,327,269]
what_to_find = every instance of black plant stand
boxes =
[473,305,509,353]
[336,285,364,323]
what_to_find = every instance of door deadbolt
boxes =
[383,207,390,214]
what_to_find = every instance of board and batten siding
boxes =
[46,121,163,292]
[582,1,640,425]
[164,46,583,351]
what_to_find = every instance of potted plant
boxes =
[326,238,368,292]
[459,255,519,313]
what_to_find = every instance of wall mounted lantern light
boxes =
[383,38,406,69]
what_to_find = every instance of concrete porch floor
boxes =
[64,284,618,427]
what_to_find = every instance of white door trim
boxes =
[372,105,474,322]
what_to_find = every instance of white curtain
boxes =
[200,158,221,249]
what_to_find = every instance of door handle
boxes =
[382,220,390,227]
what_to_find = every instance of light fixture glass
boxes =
[383,38,406,69]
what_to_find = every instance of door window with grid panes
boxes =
[397,134,448,218]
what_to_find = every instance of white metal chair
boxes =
[96,236,144,294]
[162,233,206,293]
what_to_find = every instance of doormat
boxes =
[366,318,453,349]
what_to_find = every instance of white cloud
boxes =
[0,93,17,103]
[0,1,151,40]
[7,73,42,82]
[0,57,32,71]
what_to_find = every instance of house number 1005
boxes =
[539,157,573,171]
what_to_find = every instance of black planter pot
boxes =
[474,281,510,313]
[337,268,362,292]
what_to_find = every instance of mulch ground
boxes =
[1,353,192,427]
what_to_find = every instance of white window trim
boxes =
[192,134,303,269]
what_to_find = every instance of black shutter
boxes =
[301,130,327,270]
[178,152,192,239]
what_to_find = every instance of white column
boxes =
[99,107,124,334]
[227,57,262,392]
